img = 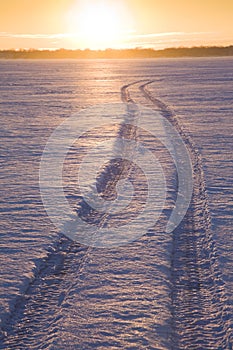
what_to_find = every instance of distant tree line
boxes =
[0,46,233,59]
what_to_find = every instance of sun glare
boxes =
[67,1,131,49]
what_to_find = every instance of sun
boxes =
[79,4,121,49]
[67,1,130,50]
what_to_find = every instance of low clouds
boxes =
[0,31,230,50]
[0,32,71,39]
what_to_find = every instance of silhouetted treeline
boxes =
[0,46,233,59]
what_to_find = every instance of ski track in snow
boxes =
[1,78,232,349]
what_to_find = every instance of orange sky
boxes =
[0,0,232,49]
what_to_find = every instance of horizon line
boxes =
[0,44,232,51]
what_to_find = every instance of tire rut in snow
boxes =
[1,236,88,349]
[139,80,232,349]
[1,86,144,349]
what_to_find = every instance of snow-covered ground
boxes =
[0,58,232,349]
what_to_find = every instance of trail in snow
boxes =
[125,80,232,349]
[1,80,232,349]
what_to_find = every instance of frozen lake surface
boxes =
[0,58,232,349]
